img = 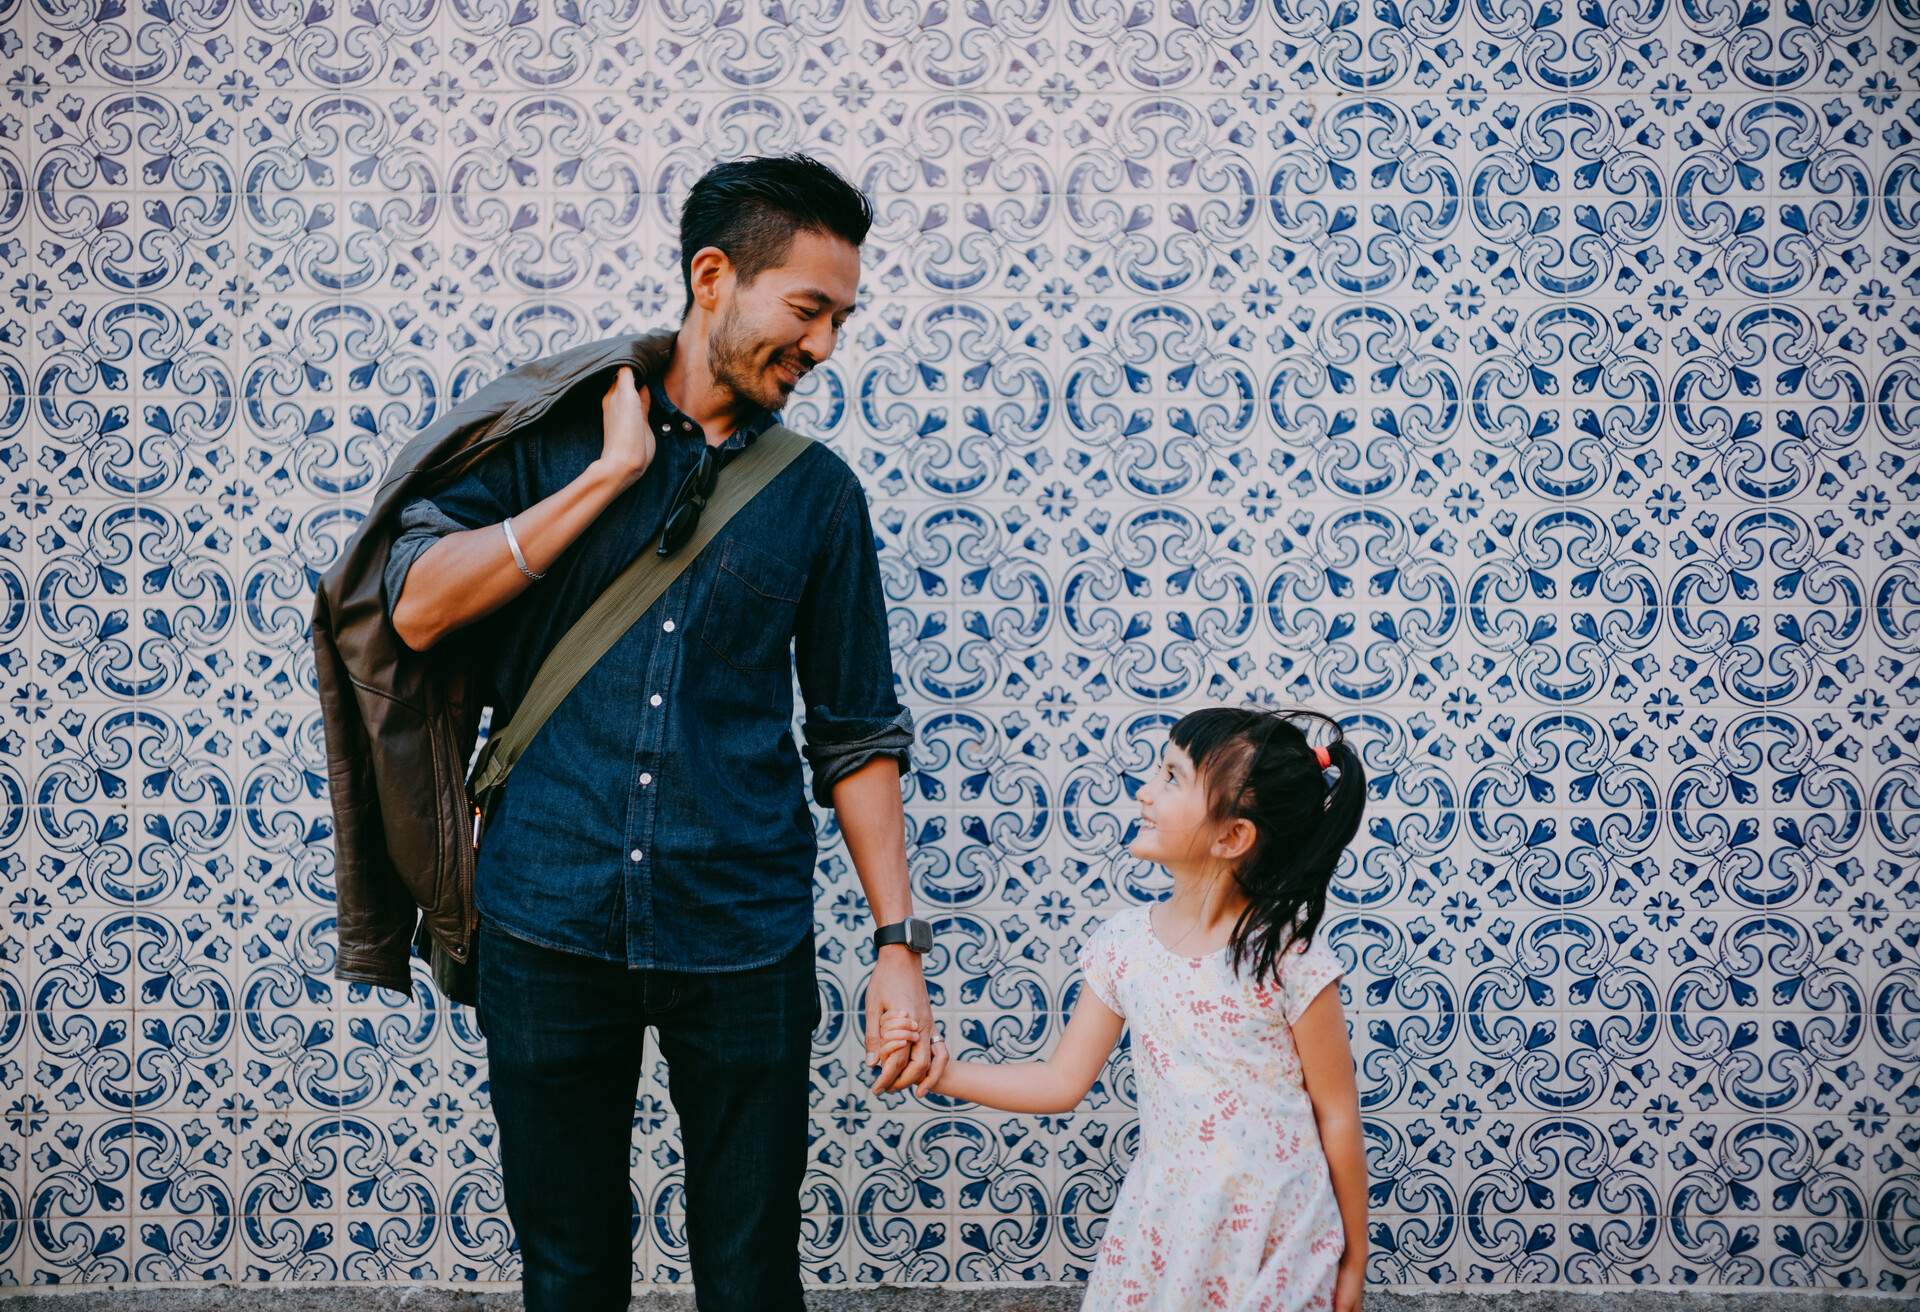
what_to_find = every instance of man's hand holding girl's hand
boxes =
[872,1008,947,1098]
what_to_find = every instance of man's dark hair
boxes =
[678,154,873,315]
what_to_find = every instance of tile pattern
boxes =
[0,0,1916,1292]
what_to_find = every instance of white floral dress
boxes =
[1077,904,1347,1311]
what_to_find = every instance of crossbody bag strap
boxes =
[466,423,814,816]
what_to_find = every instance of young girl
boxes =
[874,708,1369,1311]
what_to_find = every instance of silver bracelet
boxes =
[502,517,544,581]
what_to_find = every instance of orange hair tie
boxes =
[1313,744,1332,770]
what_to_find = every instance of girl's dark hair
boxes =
[1170,707,1366,987]
[678,154,874,315]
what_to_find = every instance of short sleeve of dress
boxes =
[1280,929,1343,1026]
[1076,914,1131,1019]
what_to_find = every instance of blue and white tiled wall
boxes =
[1,0,1918,1293]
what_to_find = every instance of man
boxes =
[380,155,947,1310]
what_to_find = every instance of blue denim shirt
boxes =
[383,380,913,971]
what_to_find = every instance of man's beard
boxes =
[708,301,795,411]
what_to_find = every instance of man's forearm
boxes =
[392,458,634,651]
[831,756,913,926]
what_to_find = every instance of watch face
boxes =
[909,919,933,953]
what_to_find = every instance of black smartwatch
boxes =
[873,917,933,954]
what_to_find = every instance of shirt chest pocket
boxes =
[699,537,807,673]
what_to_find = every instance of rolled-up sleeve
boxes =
[381,452,523,625]
[383,499,472,624]
[794,472,914,805]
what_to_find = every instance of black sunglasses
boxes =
[656,443,720,556]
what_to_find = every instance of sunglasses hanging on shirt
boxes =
[656,441,721,557]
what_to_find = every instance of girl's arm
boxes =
[887,993,1125,1114]
[1294,987,1368,1306]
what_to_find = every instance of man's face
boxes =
[707,228,860,411]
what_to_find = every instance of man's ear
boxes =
[686,245,733,314]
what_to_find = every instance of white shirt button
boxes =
[629,849,644,863]
[639,773,653,786]
[663,619,675,633]
[649,693,662,707]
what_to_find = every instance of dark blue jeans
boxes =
[477,921,817,1311]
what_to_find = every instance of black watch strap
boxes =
[874,917,933,954]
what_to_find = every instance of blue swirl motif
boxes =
[1063,302,1259,497]
[237,1117,437,1279]
[1463,1117,1659,1282]
[1465,506,1658,704]
[25,0,234,84]
[1342,915,1460,1111]
[1267,303,1461,499]
[1668,508,1864,706]
[1063,98,1260,296]
[1672,304,1868,503]
[1468,302,1661,502]
[1270,0,1466,91]
[1270,100,1463,300]
[1469,99,1665,297]
[884,504,1054,702]
[849,1118,957,1281]
[1668,915,1865,1112]
[1465,915,1659,1111]
[35,709,236,904]
[32,90,236,295]
[444,1119,518,1282]
[1463,713,1660,908]
[1668,712,1864,909]
[1058,711,1180,907]
[1469,0,1665,91]
[130,1117,234,1281]
[1876,1123,1920,1288]
[29,1116,135,1283]
[1062,0,1262,90]
[1668,1119,1868,1286]
[1675,0,1876,91]
[1364,1118,1458,1284]
[1057,504,1257,701]
[1267,505,1459,701]
[1336,710,1457,907]
[1055,1116,1136,1279]
[904,711,1050,908]
[655,0,847,87]
[236,299,437,497]
[854,302,1052,498]
[241,94,442,295]
[33,299,236,499]
[1671,99,1871,300]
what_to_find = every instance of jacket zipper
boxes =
[454,800,478,961]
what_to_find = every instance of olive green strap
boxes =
[467,423,813,816]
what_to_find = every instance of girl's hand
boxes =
[873,1010,948,1098]
[874,1010,919,1063]
[1334,1253,1364,1312]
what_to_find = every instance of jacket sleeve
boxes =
[313,587,424,994]
[793,470,914,805]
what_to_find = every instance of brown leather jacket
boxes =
[314,328,676,994]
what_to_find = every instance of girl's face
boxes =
[1130,742,1224,873]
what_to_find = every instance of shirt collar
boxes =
[647,381,776,454]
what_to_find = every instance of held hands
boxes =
[597,366,655,487]
[872,1008,947,1098]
